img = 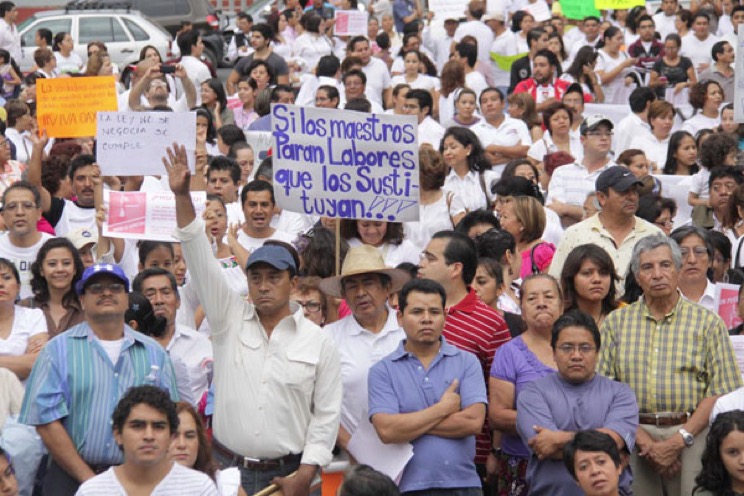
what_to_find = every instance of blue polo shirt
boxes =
[368,338,486,493]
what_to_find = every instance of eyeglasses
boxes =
[585,131,613,138]
[654,220,673,228]
[679,246,708,258]
[86,283,126,295]
[294,300,322,313]
[556,344,596,355]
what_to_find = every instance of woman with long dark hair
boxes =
[200,78,233,129]
[663,130,698,175]
[441,127,494,211]
[694,410,744,495]
[560,46,604,102]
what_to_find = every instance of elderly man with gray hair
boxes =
[598,233,742,496]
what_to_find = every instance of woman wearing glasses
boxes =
[291,276,328,327]
[670,226,716,311]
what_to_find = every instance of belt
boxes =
[638,412,691,427]
[212,437,302,471]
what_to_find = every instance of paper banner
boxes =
[334,10,369,36]
[103,190,207,242]
[37,76,118,138]
[716,283,743,330]
[271,104,420,221]
[559,0,600,20]
[96,111,196,176]
[491,51,528,72]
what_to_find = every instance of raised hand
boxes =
[162,143,191,196]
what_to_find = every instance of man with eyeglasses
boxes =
[20,263,179,496]
[598,234,743,496]
[546,115,617,228]
[0,182,53,299]
[549,166,663,290]
[516,310,638,496]
[319,245,409,463]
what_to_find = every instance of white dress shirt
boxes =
[176,217,342,465]
[167,326,213,405]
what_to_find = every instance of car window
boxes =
[21,19,72,47]
[79,16,129,43]
[133,0,191,17]
[122,18,150,42]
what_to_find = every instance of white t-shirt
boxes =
[527,131,583,164]
[418,116,446,148]
[75,463,219,495]
[465,71,488,98]
[96,337,125,366]
[390,74,440,93]
[472,116,533,150]
[635,133,669,170]
[0,306,47,357]
[362,57,392,108]
[404,191,467,251]
[0,232,54,299]
[236,228,295,253]
[454,20,495,65]
[54,52,83,74]
[54,200,97,237]
[653,12,677,40]
[442,169,500,212]
[680,32,719,70]
[595,50,632,104]
[490,30,519,87]
[690,167,712,199]
[680,113,720,136]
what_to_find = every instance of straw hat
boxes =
[319,245,411,298]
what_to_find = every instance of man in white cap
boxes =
[65,227,98,268]
[484,9,518,97]
[320,245,410,462]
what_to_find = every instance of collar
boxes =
[345,305,398,336]
[639,290,683,320]
[245,300,304,330]
[389,336,459,361]
[68,322,143,348]
[447,288,479,315]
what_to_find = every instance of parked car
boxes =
[18,6,172,73]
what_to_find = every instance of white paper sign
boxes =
[525,1,551,21]
[103,190,206,242]
[736,29,744,122]
[334,10,369,36]
[96,111,197,176]
[428,0,468,21]
[271,104,420,221]
[347,417,413,483]
[730,335,744,380]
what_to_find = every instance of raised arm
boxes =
[163,143,196,227]
[26,131,52,213]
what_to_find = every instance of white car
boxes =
[18,8,172,73]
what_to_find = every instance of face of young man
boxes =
[399,290,446,347]
[114,403,173,468]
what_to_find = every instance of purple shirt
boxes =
[516,373,639,496]
[368,338,487,493]
[490,335,556,457]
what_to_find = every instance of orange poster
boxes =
[36,76,118,138]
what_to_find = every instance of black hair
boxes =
[560,244,619,317]
[398,278,446,313]
[339,464,400,496]
[534,48,560,72]
[550,309,601,349]
[699,134,738,171]
[300,12,322,33]
[29,237,84,307]
[255,157,273,181]
[2,180,41,208]
[317,54,341,77]
[406,89,433,116]
[207,156,241,184]
[663,131,698,175]
[137,241,174,266]
[345,97,372,113]
[431,231,477,284]
[200,78,228,113]
[440,127,490,173]
[195,108,217,144]
[526,28,547,49]
[125,291,167,338]
[299,226,349,278]
[0,258,19,286]
[455,209,501,235]
[629,86,657,113]
[36,28,52,46]
[455,42,477,68]
[216,124,246,148]
[177,30,201,57]
[112,385,179,437]
[237,11,253,22]
[636,195,677,226]
[491,176,544,204]
[250,23,275,41]
[563,430,622,480]
[473,228,514,263]
[511,11,531,32]
[708,165,742,190]
[317,85,340,102]
[270,84,294,103]
[694,410,744,495]
[132,267,179,296]
[52,32,68,52]
[246,59,277,86]
[712,40,729,63]
[708,230,732,264]
[670,225,714,267]
[241,179,275,206]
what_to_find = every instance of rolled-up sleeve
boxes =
[20,344,68,426]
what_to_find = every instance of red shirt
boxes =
[443,288,511,464]
[514,77,589,102]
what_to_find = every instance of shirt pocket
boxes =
[284,348,319,389]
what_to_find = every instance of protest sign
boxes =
[96,111,196,176]
[731,336,744,380]
[428,0,468,21]
[716,283,743,330]
[525,1,551,22]
[334,10,368,36]
[559,0,600,20]
[37,76,118,137]
[271,104,420,222]
[245,130,273,168]
[735,29,744,122]
[594,0,644,9]
[103,190,206,242]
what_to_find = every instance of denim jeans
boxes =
[212,445,303,495]
[402,488,483,496]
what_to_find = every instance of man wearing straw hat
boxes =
[320,245,410,461]
[164,144,342,496]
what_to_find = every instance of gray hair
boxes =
[669,225,713,260]
[629,234,682,278]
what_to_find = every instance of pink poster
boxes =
[107,191,146,234]
[716,283,742,330]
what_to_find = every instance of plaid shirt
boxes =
[598,294,742,414]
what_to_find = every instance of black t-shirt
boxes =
[652,56,693,97]
[234,52,289,78]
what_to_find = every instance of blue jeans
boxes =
[402,488,483,496]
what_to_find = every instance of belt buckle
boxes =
[241,456,261,469]
[655,413,661,427]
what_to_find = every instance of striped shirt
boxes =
[545,160,616,207]
[75,463,218,495]
[598,295,743,414]
[20,323,180,465]
[444,289,511,464]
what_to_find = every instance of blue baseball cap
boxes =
[245,245,297,273]
[76,263,130,295]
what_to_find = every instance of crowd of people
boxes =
[2,0,744,494]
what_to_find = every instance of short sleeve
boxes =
[368,362,401,417]
[528,140,547,161]
[651,59,663,74]
[490,342,518,382]
[458,352,488,408]
[26,308,49,337]
[447,192,467,217]
[19,343,69,426]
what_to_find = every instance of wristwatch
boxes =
[678,428,695,447]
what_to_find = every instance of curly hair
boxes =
[175,402,218,481]
[560,244,619,317]
[694,410,744,495]
[40,155,71,197]
[698,132,738,170]
[689,80,722,111]
[112,385,179,437]
[29,237,84,306]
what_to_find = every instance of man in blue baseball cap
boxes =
[19,262,180,496]
[165,143,341,496]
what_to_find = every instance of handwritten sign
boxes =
[735,29,744,122]
[594,0,644,9]
[103,190,207,242]
[96,111,196,176]
[37,76,118,137]
[334,10,368,36]
[271,104,420,221]
[525,1,551,22]
[559,0,600,20]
